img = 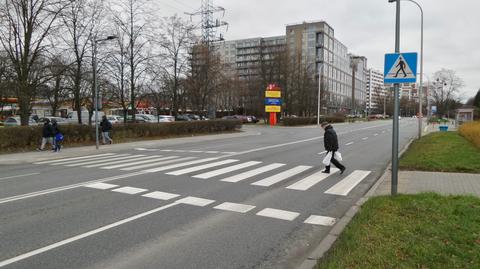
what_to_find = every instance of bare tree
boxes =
[0,52,15,115]
[431,68,464,117]
[0,0,68,125]
[38,55,70,116]
[155,15,195,117]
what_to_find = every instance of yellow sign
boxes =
[265,91,281,98]
[265,105,281,113]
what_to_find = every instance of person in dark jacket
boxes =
[321,121,346,174]
[100,116,113,144]
[51,119,63,152]
[38,119,54,151]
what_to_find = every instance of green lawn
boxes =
[317,193,480,269]
[400,132,480,173]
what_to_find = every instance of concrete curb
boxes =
[297,137,415,269]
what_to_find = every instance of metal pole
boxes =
[317,63,323,126]
[94,41,99,150]
[392,0,401,195]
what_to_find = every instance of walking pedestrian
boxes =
[100,115,113,144]
[321,122,346,174]
[37,119,54,151]
[51,119,63,152]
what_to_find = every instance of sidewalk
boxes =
[374,170,480,197]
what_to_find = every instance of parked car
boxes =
[38,117,69,125]
[4,116,37,127]
[107,115,124,124]
[135,114,157,123]
[157,115,175,122]
[176,114,193,121]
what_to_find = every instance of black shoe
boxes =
[321,170,330,174]
[340,167,346,174]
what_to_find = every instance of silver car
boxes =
[4,116,37,127]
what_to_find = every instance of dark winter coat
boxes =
[51,122,60,135]
[42,122,54,138]
[100,119,112,132]
[323,125,339,152]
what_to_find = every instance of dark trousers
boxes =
[325,151,345,172]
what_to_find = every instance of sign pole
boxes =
[392,0,401,195]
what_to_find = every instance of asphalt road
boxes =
[0,119,418,269]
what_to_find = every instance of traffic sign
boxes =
[265,105,281,113]
[384,52,418,83]
[265,98,282,106]
[265,91,281,98]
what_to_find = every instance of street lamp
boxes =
[93,35,117,150]
[401,0,424,138]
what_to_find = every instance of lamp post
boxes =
[93,35,117,150]
[317,63,325,126]
[402,0,424,138]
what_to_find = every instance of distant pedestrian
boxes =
[37,119,54,151]
[321,122,346,174]
[51,119,63,152]
[100,115,113,144]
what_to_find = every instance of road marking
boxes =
[134,148,158,152]
[192,161,262,179]
[0,171,149,205]
[175,196,215,207]
[304,215,337,226]
[50,154,130,166]
[33,153,115,164]
[142,191,180,200]
[0,173,40,181]
[166,159,239,176]
[111,186,148,195]
[84,155,158,168]
[205,151,219,154]
[256,208,300,221]
[286,168,339,191]
[220,163,286,183]
[373,133,378,136]
[317,151,327,155]
[251,165,312,187]
[214,202,256,213]
[160,149,173,152]
[101,156,177,169]
[362,137,369,141]
[0,201,179,268]
[345,142,354,146]
[189,150,202,153]
[120,157,193,171]
[143,158,219,173]
[325,170,371,196]
[84,183,119,190]
[65,155,143,167]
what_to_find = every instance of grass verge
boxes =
[399,132,480,173]
[317,193,480,269]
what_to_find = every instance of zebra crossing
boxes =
[34,153,371,195]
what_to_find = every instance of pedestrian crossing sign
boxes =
[384,52,418,83]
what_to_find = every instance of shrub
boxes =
[282,116,345,126]
[0,120,242,153]
[458,121,480,148]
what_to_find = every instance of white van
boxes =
[66,111,104,124]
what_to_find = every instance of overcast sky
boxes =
[158,0,479,101]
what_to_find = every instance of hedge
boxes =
[0,120,242,153]
[458,121,480,148]
[282,116,345,126]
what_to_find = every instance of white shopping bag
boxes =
[335,151,343,161]
[322,151,332,165]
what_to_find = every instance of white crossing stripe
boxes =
[220,163,286,183]
[256,208,300,221]
[175,196,215,207]
[111,186,148,195]
[166,159,239,176]
[50,154,130,165]
[214,202,256,213]
[362,137,369,140]
[120,157,193,171]
[101,156,178,169]
[143,158,219,173]
[205,151,219,154]
[251,165,312,187]
[34,153,115,164]
[84,155,159,168]
[65,155,142,167]
[374,133,379,136]
[192,161,262,179]
[286,168,339,191]
[84,183,119,190]
[160,149,173,152]
[317,151,327,155]
[304,215,337,226]
[325,170,371,196]
[142,191,180,200]
[345,142,354,146]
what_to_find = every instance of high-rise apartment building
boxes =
[366,69,386,113]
